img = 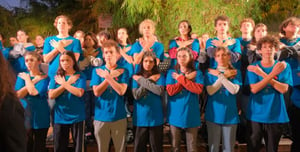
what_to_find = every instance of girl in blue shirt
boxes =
[132,51,164,152]
[48,51,86,152]
[246,36,292,152]
[15,51,50,152]
[166,47,204,152]
[205,47,242,152]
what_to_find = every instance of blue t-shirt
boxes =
[166,69,203,128]
[206,37,241,68]
[131,41,164,72]
[1,47,10,60]
[246,61,292,123]
[90,65,129,122]
[280,37,300,86]
[43,36,82,78]
[9,44,35,74]
[15,73,50,129]
[205,69,242,124]
[132,73,165,127]
[81,49,103,80]
[118,44,133,56]
[48,72,86,124]
[168,39,200,68]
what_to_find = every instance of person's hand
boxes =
[50,40,64,53]
[55,75,66,85]
[132,75,142,81]
[110,69,124,78]
[32,74,47,84]
[248,65,264,77]
[212,39,223,47]
[224,69,237,79]
[140,37,155,51]
[96,69,107,78]
[271,61,286,76]
[172,72,182,80]
[248,44,256,51]
[148,74,160,82]
[185,71,197,80]
[208,68,221,76]
[19,72,31,81]
[223,39,235,47]
[67,74,80,84]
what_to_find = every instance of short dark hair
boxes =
[101,39,119,53]
[256,35,280,51]
[214,15,230,27]
[97,30,111,40]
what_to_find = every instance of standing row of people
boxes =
[0,14,299,152]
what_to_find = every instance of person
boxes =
[2,36,18,60]
[15,51,50,152]
[43,15,82,78]
[206,15,241,69]
[205,47,241,152]
[277,17,300,152]
[0,49,26,152]
[199,33,210,51]
[90,40,129,152]
[246,36,292,152]
[166,47,204,152]
[74,30,85,50]
[132,51,164,152]
[117,27,134,64]
[131,19,164,68]
[9,30,36,74]
[48,51,86,152]
[78,32,102,141]
[168,20,200,68]
[35,35,45,56]
[247,23,268,64]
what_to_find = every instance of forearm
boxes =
[260,72,289,93]
[62,83,84,97]
[132,87,147,100]
[49,86,65,99]
[206,76,223,95]
[16,87,28,98]
[250,73,275,94]
[137,77,163,96]
[230,52,241,63]
[133,52,144,64]
[43,49,59,63]
[121,52,133,63]
[25,80,39,96]
[221,76,240,95]
[93,80,109,97]
[177,75,203,94]
[106,77,127,95]
[166,83,183,96]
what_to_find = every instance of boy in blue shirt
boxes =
[246,36,292,152]
[91,40,129,152]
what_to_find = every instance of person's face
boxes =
[259,42,276,59]
[283,22,299,35]
[142,23,154,37]
[143,56,155,71]
[9,37,18,46]
[56,17,71,33]
[17,31,28,43]
[215,49,230,67]
[240,22,254,34]
[179,22,190,36]
[74,32,84,46]
[25,55,40,71]
[177,50,191,67]
[254,26,267,41]
[35,36,44,46]
[60,54,74,71]
[84,35,95,48]
[117,29,128,42]
[215,20,229,34]
[97,35,108,47]
[103,46,117,65]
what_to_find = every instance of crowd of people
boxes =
[0,14,300,152]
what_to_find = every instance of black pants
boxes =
[54,121,84,152]
[134,125,163,152]
[247,120,283,152]
[290,104,300,152]
[27,128,48,152]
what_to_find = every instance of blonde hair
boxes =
[139,19,156,35]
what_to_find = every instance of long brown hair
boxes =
[174,47,196,73]
[56,51,80,77]
[136,51,159,78]
[0,52,17,105]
